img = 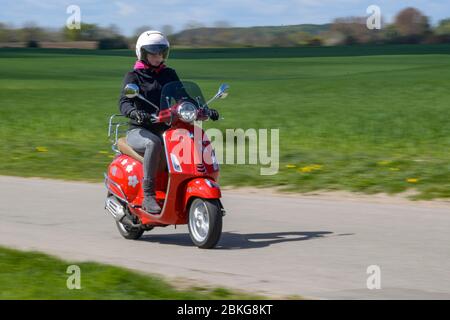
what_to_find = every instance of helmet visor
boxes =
[141,44,169,60]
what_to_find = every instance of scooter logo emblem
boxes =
[128,175,139,188]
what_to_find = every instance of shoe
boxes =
[142,194,161,214]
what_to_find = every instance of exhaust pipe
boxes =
[105,196,142,228]
[105,196,126,222]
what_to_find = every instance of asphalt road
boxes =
[0,176,449,299]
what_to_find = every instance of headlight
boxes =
[178,102,198,123]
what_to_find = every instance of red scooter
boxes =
[105,81,229,249]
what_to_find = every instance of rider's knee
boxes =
[144,137,162,151]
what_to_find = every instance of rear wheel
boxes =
[107,191,144,240]
[188,198,222,249]
[116,220,144,240]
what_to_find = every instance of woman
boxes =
[119,30,219,214]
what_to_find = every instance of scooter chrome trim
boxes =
[162,131,171,174]
[104,172,129,204]
[156,131,171,216]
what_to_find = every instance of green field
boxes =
[0,46,449,199]
[0,246,264,299]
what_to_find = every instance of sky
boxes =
[0,0,449,36]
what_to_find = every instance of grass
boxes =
[0,46,449,199]
[0,246,264,299]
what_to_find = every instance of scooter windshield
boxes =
[160,81,206,110]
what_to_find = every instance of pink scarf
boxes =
[133,60,166,73]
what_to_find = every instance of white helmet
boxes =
[135,30,170,61]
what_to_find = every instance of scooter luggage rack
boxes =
[108,114,129,154]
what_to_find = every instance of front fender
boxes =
[184,178,221,208]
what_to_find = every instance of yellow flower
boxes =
[286,164,297,169]
[298,164,323,173]
[36,146,48,152]
[98,151,109,154]
[406,178,419,183]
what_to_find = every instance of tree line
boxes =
[0,7,449,49]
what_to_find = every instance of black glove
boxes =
[209,108,220,121]
[129,110,152,125]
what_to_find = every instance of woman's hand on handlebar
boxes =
[208,108,220,121]
[129,110,158,124]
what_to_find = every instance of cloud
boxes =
[115,1,136,16]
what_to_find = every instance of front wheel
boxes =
[188,198,223,249]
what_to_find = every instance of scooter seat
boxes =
[117,137,144,163]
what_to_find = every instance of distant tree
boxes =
[26,40,39,48]
[435,18,450,35]
[381,24,400,44]
[62,23,102,41]
[266,31,295,47]
[307,37,323,46]
[98,36,129,49]
[394,7,430,42]
[39,27,64,42]
[321,30,346,46]
[0,23,20,42]
[0,23,8,42]
[96,24,129,49]
[426,18,450,44]
[331,17,379,44]
[99,24,122,38]
[20,22,45,42]
[285,31,312,45]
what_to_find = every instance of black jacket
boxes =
[119,66,180,133]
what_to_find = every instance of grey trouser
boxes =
[126,128,164,182]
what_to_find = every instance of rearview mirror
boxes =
[217,83,229,99]
[124,83,139,98]
[204,83,230,107]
